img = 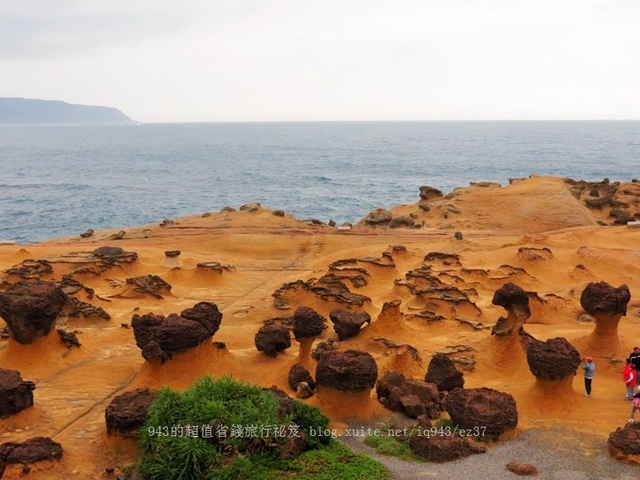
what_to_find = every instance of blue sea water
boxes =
[0,121,638,244]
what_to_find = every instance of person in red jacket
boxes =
[623,358,637,400]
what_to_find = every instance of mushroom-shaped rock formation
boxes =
[575,282,631,356]
[526,337,581,395]
[366,300,406,337]
[288,363,316,392]
[446,387,518,439]
[91,246,138,264]
[376,370,408,411]
[364,208,393,226]
[0,368,36,418]
[254,324,291,357]
[329,308,371,340]
[293,306,326,369]
[409,433,485,462]
[0,437,63,477]
[315,349,380,419]
[162,250,182,268]
[105,388,156,437]
[608,423,640,464]
[425,353,464,392]
[419,185,444,201]
[131,301,223,362]
[316,350,378,391]
[0,281,67,344]
[491,283,531,336]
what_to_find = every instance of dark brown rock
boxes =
[292,306,326,340]
[278,430,307,460]
[425,353,465,391]
[446,387,518,439]
[364,208,393,225]
[124,275,172,299]
[315,350,378,391]
[580,282,631,316]
[131,301,222,362]
[0,368,36,419]
[376,370,407,410]
[105,388,156,437]
[609,422,640,456]
[0,437,63,464]
[419,185,443,201]
[91,246,138,264]
[329,309,371,340]
[491,283,531,336]
[288,364,316,391]
[526,337,581,380]
[409,433,485,462]
[0,281,67,344]
[254,324,291,357]
[506,462,539,476]
[390,380,441,419]
[57,329,81,349]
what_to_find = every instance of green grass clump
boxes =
[363,434,424,462]
[136,376,388,480]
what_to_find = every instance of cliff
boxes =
[0,97,135,125]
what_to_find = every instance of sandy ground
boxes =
[1,176,640,478]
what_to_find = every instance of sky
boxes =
[0,0,638,122]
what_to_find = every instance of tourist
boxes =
[581,356,595,397]
[629,347,640,372]
[623,359,636,400]
[629,393,640,423]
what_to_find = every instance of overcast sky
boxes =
[1,0,638,122]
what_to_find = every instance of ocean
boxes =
[1,121,638,244]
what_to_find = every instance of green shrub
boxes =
[137,376,353,479]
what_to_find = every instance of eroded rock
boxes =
[0,368,36,419]
[131,301,223,362]
[105,388,156,437]
[0,281,67,344]
[446,387,518,439]
[329,309,371,340]
[254,324,291,357]
[315,350,378,391]
[425,353,465,391]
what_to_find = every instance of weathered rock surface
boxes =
[292,306,326,340]
[329,308,371,340]
[131,301,223,362]
[446,387,518,438]
[580,282,631,316]
[608,422,640,461]
[425,353,465,391]
[364,208,393,225]
[91,246,138,264]
[0,281,67,344]
[409,433,485,462]
[288,364,316,391]
[390,380,441,419]
[315,350,378,391]
[254,324,291,357]
[0,368,36,418]
[491,282,531,336]
[0,437,63,473]
[376,370,407,411]
[105,388,156,437]
[526,337,581,380]
[506,462,539,476]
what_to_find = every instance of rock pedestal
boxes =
[0,368,36,418]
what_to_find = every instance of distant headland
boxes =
[0,97,135,125]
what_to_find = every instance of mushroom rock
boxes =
[329,309,371,340]
[489,283,533,370]
[0,368,36,418]
[105,388,156,437]
[419,185,444,201]
[446,387,518,439]
[574,282,631,356]
[425,353,464,392]
[364,208,393,226]
[162,250,182,268]
[288,363,316,391]
[608,423,640,464]
[315,350,380,419]
[91,246,138,264]
[526,337,581,395]
[0,281,67,344]
[491,283,531,336]
[292,306,326,369]
[255,324,291,357]
[131,301,222,362]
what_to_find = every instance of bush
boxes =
[137,376,382,479]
